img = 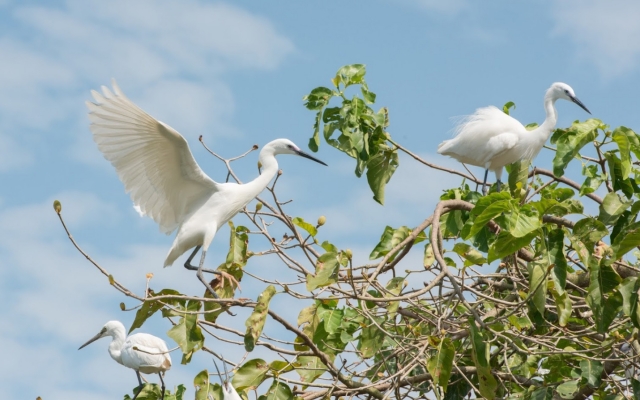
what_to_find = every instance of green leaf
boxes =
[552,290,572,327]
[546,228,567,294]
[426,338,455,390]
[598,192,633,225]
[316,304,344,334]
[294,356,327,387]
[357,321,385,359]
[303,87,334,111]
[193,369,219,400]
[452,243,487,266]
[244,285,277,352]
[269,360,294,374]
[306,251,343,291]
[366,148,399,205]
[370,226,425,261]
[424,243,435,268]
[469,320,497,399]
[572,217,608,248]
[508,159,529,199]
[605,151,634,198]
[262,380,293,400]
[502,101,516,115]
[361,85,376,104]
[462,191,511,236]
[527,387,553,400]
[528,260,548,315]
[506,205,541,238]
[612,126,640,179]
[551,119,603,177]
[292,217,317,237]
[225,223,250,267]
[334,64,367,87]
[232,359,269,391]
[555,379,579,398]
[488,230,537,263]
[167,300,204,364]
[602,290,623,333]
[580,360,604,387]
[619,277,640,328]
[580,164,605,196]
[612,221,640,259]
[130,289,182,333]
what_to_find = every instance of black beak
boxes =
[570,95,591,115]
[78,331,103,350]
[212,358,225,386]
[295,149,328,166]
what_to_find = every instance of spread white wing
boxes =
[87,80,219,234]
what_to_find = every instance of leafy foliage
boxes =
[58,65,640,400]
[304,64,398,204]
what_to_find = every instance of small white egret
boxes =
[87,81,327,296]
[212,357,242,400]
[78,321,171,400]
[437,82,591,195]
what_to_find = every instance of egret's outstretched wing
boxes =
[87,80,219,234]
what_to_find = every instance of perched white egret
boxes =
[79,321,171,400]
[87,81,327,296]
[212,357,241,400]
[437,82,591,195]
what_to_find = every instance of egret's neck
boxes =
[538,92,558,139]
[243,149,279,198]
[107,330,126,365]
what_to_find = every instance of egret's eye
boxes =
[287,144,294,149]
[564,89,569,94]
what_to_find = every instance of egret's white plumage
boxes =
[87,80,327,296]
[438,82,591,194]
[213,357,242,400]
[79,321,171,400]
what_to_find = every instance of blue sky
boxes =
[2,1,640,398]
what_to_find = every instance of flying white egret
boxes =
[87,80,327,297]
[78,320,171,400]
[212,357,242,400]
[437,82,591,195]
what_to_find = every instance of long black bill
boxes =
[212,358,225,386]
[78,331,104,350]
[295,149,328,166]
[570,95,591,115]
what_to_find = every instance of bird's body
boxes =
[87,81,326,295]
[438,82,590,194]
[79,321,171,399]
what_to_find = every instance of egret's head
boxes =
[549,82,591,114]
[267,139,328,166]
[78,321,124,350]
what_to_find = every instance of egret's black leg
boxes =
[496,180,502,193]
[482,169,489,196]
[195,250,236,315]
[184,246,218,274]
[195,250,219,298]
[158,372,166,400]
[131,371,144,400]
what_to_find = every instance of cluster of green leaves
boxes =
[124,384,186,400]
[304,64,398,204]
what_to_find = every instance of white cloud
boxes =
[551,0,640,78]
[0,0,295,171]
